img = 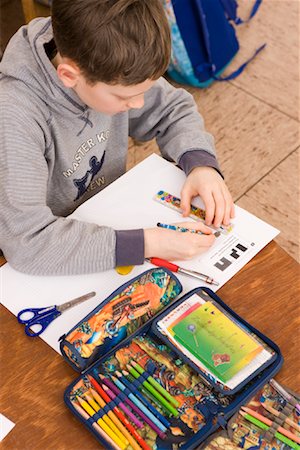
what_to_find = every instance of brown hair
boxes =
[51,0,171,85]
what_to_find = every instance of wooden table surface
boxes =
[1,242,299,450]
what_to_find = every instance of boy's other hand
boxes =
[144,221,215,261]
[180,167,235,228]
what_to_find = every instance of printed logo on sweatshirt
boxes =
[73,152,106,201]
[62,130,109,178]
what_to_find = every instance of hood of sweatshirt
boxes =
[0,17,90,122]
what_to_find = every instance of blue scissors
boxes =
[17,291,96,337]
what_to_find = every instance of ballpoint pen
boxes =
[145,257,219,286]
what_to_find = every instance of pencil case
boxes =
[61,276,284,450]
[196,381,300,450]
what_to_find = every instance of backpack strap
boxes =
[193,0,266,81]
[219,0,263,25]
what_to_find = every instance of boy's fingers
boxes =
[230,202,235,218]
[201,191,215,225]
[223,192,233,225]
[212,190,225,227]
[180,189,192,217]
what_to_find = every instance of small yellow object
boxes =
[116,265,134,275]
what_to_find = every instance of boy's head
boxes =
[51,0,171,86]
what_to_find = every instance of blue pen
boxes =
[111,375,167,432]
[116,370,171,428]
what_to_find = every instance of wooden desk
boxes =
[0,242,299,449]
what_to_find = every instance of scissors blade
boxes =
[57,291,96,313]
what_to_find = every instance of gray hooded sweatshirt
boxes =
[0,17,219,276]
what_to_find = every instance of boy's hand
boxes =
[180,167,235,228]
[144,221,215,261]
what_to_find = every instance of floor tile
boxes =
[224,0,299,120]
[237,148,300,262]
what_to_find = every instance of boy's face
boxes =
[55,56,155,115]
[73,77,155,115]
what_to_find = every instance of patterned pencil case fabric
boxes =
[59,267,182,371]
[195,381,300,449]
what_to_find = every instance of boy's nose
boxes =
[127,94,144,109]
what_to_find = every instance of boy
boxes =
[0,0,234,275]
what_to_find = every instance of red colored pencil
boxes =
[88,375,152,450]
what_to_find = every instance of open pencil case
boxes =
[196,381,300,450]
[61,268,283,450]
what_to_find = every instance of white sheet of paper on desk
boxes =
[0,154,279,354]
[0,413,15,442]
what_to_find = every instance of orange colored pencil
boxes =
[241,407,300,444]
[261,403,300,432]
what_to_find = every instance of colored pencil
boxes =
[111,375,167,432]
[261,402,300,432]
[72,401,121,450]
[84,391,128,445]
[126,364,179,417]
[90,387,146,450]
[88,382,151,450]
[99,374,166,439]
[76,396,127,450]
[124,370,173,417]
[270,379,300,413]
[239,411,300,450]
[131,360,179,407]
[241,407,300,444]
[117,370,171,428]
[97,382,143,429]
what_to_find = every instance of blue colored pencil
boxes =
[116,370,171,428]
[111,375,167,433]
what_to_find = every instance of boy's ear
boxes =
[56,61,81,88]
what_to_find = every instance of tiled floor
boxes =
[128,0,300,262]
[1,0,299,262]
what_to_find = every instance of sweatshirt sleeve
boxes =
[0,95,144,276]
[128,77,219,168]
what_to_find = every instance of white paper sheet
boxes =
[0,154,279,354]
[0,414,15,442]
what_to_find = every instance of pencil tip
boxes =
[122,369,129,375]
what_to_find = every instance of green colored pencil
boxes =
[240,411,300,450]
[131,360,179,407]
[125,371,173,417]
[126,364,179,417]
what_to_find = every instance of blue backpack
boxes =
[162,0,265,87]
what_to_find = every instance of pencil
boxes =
[71,401,121,450]
[270,379,300,413]
[131,360,179,407]
[239,411,300,450]
[126,363,179,417]
[84,392,128,445]
[241,407,300,444]
[88,375,143,428]
[116,370,171,428]
[111,375,167,432]
[260,402,300,432]
[124,370,173,418]
[99,374,167,439]
[76,396,127,450]
[89,377,151,450]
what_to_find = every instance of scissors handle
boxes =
[17,306,61,337]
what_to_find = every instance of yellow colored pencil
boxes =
[76,396,127,450]
[90,388,143,450]
[84,392,128,446]
[72,401,121,450]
